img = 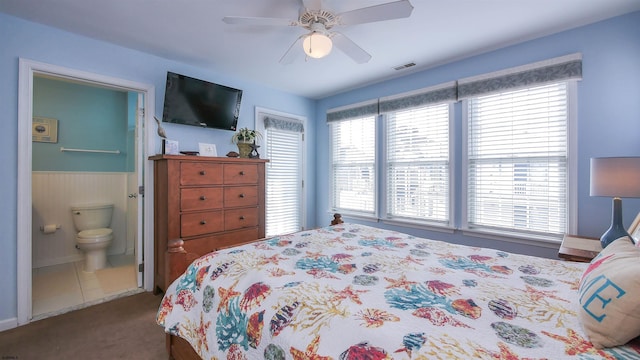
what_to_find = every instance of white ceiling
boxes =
[2,0,639,99]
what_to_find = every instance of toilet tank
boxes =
[71,203,114,231]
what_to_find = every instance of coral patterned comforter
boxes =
[157,223,639,359]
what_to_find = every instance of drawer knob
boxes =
[239,216,245,220]
[239,193,245,198]
[200,170,206,175]
[239,171,245,175]
[200,220,207,225]
[200,195,206,200]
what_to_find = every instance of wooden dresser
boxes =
[150,154,267,293]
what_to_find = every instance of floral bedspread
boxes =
[157,223,639,359]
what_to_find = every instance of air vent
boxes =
[393,62,416,71]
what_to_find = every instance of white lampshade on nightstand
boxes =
[590,157,640,248]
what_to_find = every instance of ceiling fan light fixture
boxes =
[303,32,332,58]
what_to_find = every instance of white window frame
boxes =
[380,103,455,229]
[255,107,307,234]
[328,115,378,219]
[461,81,578,245]
[327,83,457,230]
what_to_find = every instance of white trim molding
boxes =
[17,58,156,327]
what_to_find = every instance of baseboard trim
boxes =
[33,254,84,269]
[0,317,18,332]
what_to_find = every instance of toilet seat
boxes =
[77,228,113,244]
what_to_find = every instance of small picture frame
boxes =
[198,143,217,157]
[629,211,640,244]
[33,117,58,143]
[162,139,180,155]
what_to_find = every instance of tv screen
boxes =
[162,72,242,131]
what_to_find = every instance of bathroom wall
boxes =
[32,172,127,268]
[32,77,131,171]
[32,76,133,268]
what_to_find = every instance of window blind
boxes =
[330,116,376,215]
[466,82,569,236]
[386,103,450,223]
[264,119,303,236]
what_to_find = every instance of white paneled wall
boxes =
[32,172,129,268]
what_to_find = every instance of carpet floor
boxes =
[0,291,167,360]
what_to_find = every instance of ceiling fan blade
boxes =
[222,16,296,26]
[331,32,372,64]
[337,0,414,25]
[279,35,305,65]
[301,0,322,11]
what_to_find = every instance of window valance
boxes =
[457,53,582,100]
[326,99,379,122]
[379,81,457,113]
[327,53,582,121]
[263,115,304,133]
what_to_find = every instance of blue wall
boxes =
[1,9,639,326]
[0,12,315,324]
[315,11,640,257]
[33,77,131,172]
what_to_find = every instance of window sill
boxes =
[330,211,455,234]
[328,211,378,223]
[382,219,455,234]
[461,228,562,249]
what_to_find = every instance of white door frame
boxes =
[17,58,156,325]
[254,106,307,232]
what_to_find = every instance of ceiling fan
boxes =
[222,0,414,64]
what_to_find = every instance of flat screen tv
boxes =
[162,71,242,131]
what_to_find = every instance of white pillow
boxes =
[578,236,640,348]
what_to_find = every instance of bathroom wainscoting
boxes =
[32,171,130,268]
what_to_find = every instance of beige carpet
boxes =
[95,265,137,294]
[0,292,166,360]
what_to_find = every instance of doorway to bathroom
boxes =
[16,59,156,325]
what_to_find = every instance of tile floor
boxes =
[32,254,140,320]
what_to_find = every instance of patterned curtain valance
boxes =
[263,116,304,133]
[379,81,457,113]
[326,99,379,122]
[457,53,582,100]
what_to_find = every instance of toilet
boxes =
[71,203,114,272]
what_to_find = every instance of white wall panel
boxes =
[32,172,128,268]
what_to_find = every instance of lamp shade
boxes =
[590,157,640,198]
[303,32,332,59]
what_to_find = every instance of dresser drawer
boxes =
[181,162,223,186]
[181,227,260,255]
[181,210,224,237]
[181,188,223,211]
[225,207,259,231]
[224,164,258,184]
[224,186,258,208]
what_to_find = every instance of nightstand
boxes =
[558,234,602,262]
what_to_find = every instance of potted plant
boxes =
[232,127,262,158]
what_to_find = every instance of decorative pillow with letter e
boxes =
[578,236,640,348]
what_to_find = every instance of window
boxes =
[385,103,450,224]
[329,116,376,216]
[328,83,456,222]
[465,82,572,238]
[328,54,580,241]
[258,111,305,237]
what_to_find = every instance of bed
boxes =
[157,220,640,359]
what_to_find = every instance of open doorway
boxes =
[16,59,156,325]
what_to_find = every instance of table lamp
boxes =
[590,157,640,248]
